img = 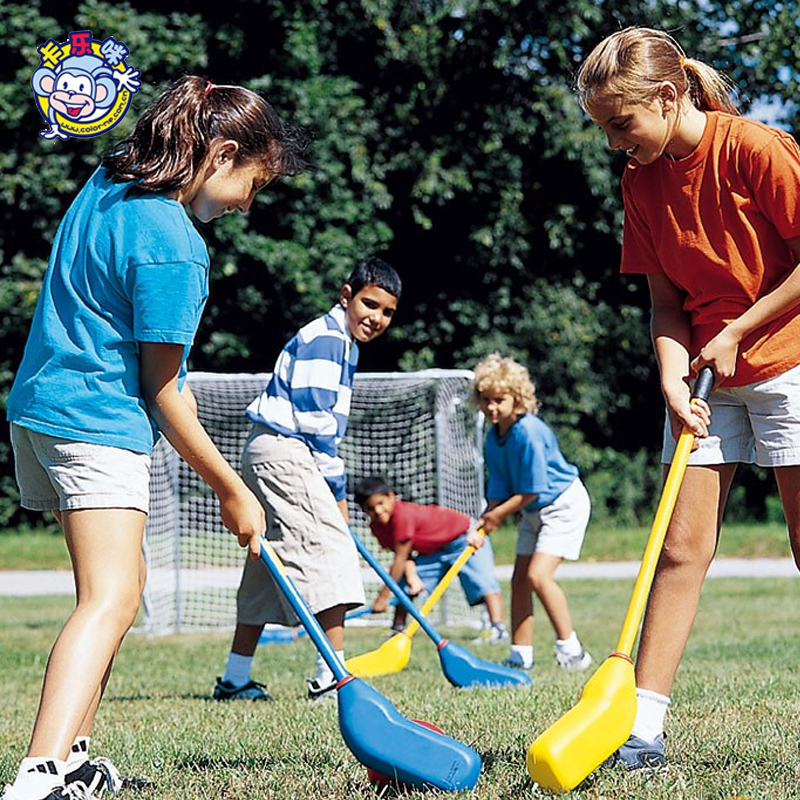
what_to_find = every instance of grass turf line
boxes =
[0,520,792,570]
[1,577,799,799]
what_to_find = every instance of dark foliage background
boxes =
[1,0,797,528]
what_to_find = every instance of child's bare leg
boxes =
[72,539,145,739]
[310,605,348,693]
[635,464,735,696]
[230,623,264,656]
[525,552,572,640]
[510,554,534,645]
[776,465,800,567]
[28,508,146,759]
[483,591,505,625]
[315,604,346,650]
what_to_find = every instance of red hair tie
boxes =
[204,81,215,95]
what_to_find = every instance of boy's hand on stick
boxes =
[372,593,390,614]
[466,528,486,549]
[219,485,266,559]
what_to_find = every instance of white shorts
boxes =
[662,363,800,467]
[10,423,151,513]
[237,424,366,627]
[516,478,591,561]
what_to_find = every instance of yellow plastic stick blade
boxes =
[344,633,412,677]
[526,655,637,792]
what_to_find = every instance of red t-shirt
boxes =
[369,499,472,556]
[621,111,800,386]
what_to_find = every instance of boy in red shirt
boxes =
[354,476,508,642]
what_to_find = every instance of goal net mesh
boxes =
[140,369,486,635]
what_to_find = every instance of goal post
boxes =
[140,369,486,635]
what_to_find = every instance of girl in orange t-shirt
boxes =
[576,26,800,770]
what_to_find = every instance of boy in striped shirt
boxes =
[213,257,401,702]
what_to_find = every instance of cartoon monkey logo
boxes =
[31,31,140,140]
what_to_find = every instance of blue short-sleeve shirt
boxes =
[484,414,579,510]
[7,167,209,454]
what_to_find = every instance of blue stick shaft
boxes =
[350,529,443,645]
[258,538,348,682]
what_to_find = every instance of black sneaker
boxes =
[1,782,98,800]
[46,786,98,800]
[306,677,337,702]
[65,758,152,794]
[212,676,272,701]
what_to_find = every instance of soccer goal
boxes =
[140,369,487,635]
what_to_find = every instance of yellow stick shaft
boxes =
[404,530,485,638]
[615,427,695,656]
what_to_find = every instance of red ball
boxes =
[366,720,445,788]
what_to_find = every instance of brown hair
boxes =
[472,354,540,416]
[102,75,308,193]
[576,27,739,116]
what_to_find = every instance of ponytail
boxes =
[682,57,739,114]
[103,75,308,193]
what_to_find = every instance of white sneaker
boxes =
[65,757,151,795]
[306,677,337,702]
[555,647,593,671]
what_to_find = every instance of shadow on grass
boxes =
[176,756,273,771]
[105,692,237,702]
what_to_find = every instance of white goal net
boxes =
[140,369,487,635]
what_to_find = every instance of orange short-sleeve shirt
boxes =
[620,111,800,386]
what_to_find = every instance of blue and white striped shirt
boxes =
[246,304,358,501]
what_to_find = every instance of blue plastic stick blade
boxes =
[439,641,532,688]
[337,677,482,791]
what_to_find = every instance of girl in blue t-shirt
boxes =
[3,76,306,800]
[474,354,593,674]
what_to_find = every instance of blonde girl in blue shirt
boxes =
[474,354,593,673]
[3,76,306,800]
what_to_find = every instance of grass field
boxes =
[0,520,793,571]
[2,577,799,799]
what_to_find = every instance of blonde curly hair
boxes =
[472,354,540,416]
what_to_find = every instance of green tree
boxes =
[1,0,798,526]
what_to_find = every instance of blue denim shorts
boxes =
[414,532,501,606]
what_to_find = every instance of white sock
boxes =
[509,644,533,667]
[632,688,670,742]
[67,737,90,768]
[315,651,343,686]
[555,631,583,656]
[223,652,254,687]
[10,757,67,798]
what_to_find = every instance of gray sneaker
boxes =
[472,625,510,645]
[603,734,667,770]
[213,676,272,701]
[554,648,593,671]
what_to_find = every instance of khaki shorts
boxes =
[237,424,365,626]
[516,478,591,561]
[10,423,150,513]
[662,362,800,467]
